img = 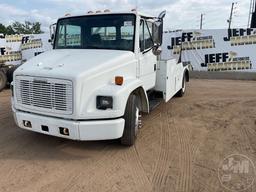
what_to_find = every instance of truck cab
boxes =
[12,10,189,146]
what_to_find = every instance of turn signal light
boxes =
[115,76,124,86]
[23,120,32,128]
[59,127,70,136]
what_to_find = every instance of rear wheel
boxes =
[121,94,141,146]
[176,75,186,97]
[0,70,7,92]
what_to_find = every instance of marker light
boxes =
[115,76,124,86]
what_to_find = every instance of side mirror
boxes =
[153,21,163,46]
[49,23,56,45]
[48,34,55,44]
[48,36,53,43]
[152,44,162,56]
[152,10,166,46]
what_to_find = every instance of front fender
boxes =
[78,78,149,119]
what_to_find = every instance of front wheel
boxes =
[176,75,186,97]
[121,94,140,146]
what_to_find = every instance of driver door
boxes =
[139,19,157,90]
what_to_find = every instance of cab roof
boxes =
[59,11,155,20]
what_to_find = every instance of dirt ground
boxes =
[0,79,256,192]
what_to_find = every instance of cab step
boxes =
[147,91,163,111]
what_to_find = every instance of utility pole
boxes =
[200,13,204,30]
[227,2,237,29]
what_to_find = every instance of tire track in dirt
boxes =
[190,102,228,192]
[124,146,152,191]
[240,126,253,154]
[234,123,256,192]
[178,102,214,192]
[192,173,215,192]
[59,145,123,192]
[175,121,192,192]
[192,100,253,192]
[172,106,204,192]
[151,105,175,192]
[10,143,122,192]
[61,144,152,192]
[233,99,256,155]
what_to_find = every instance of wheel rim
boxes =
[135,107,140,135]
[182,77,186,93]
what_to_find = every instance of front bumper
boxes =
[12,108,125,141]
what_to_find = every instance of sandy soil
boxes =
[0,79,256,192]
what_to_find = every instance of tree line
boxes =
[0,21,43,35]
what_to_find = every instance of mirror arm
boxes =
[144,21,154,45]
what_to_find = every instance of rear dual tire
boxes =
[176,75,186,97]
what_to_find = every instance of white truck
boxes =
[11,10,189,146]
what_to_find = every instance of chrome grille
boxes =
[15,76,73,115]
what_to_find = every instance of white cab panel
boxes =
[139,51,157,90]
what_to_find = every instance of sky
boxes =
[0,0,253,32]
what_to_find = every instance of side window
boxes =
[140,20,144,52]
[140,20,154,52]
[57,26,65,47]
[57,25,81,47]
[145,22,154,49]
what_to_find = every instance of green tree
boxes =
[5,25,15,35]
[12,21,43,34]
[0,21,43,35]
[0,23,7,34]
[31,22,43,34]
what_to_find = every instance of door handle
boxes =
[154,64,157,71]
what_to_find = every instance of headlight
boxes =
[96,96,113,110]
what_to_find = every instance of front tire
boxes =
[0,70,7,92]
[121,94,140,146]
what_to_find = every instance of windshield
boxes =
[54,14,136,51]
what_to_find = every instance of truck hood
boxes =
[15,49,136,80]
